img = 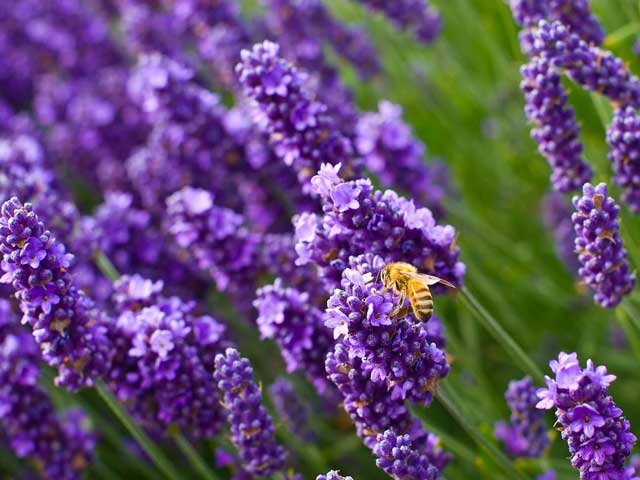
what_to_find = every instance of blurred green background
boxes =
[6,1,640,479]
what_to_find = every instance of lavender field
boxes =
[2,1,640,479]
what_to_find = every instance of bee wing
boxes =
[411,273,456,289]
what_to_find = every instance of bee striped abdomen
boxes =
[408,280,433,321]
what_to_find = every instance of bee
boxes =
[380,262,455,322]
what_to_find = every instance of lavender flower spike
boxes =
[254,280,335,395]
[316,471,354,480]
[374,429,439,480]
[0,197,111,390]
[355,0,442,44]
[537,352,636,479]
[572,183,636,308]
[236,41,362,192]
[530,20,640,109]
[0,300,95,479]
[520,56,592,193]
[495,376,548,458]
[607,107,640,213]
[214,348,286,476]
[356,101,448,216]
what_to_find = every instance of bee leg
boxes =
[395,305,412,318]
[391,290,407,317]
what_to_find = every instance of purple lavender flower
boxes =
[254,280,334,394]
[214,348,286,476]
[269,378,314,442]
[542,192,580,273]
[316,472,354,480]
[356,101,448,216]
[548,0,604,46]
[170,0,252,87]
[572,183,636,307]
[509,0,603,54]
[494,376,548,458]
[165,187,260,313]
[236,41,362,192]
[0,198,110,390]
[294,164,464,291]
[326,254,449,406]
[537,352,636,479]
[530,20,640,109]
[374,429,439,480]
[34,68,149,192]
[116,0,192,66]
[259,233,325,303]
[520,56,592,192]
[261,0,365,135]
[607,107,640,213]
[108,274,229,438]
[355,0,441,44]
[128,54,245,211]
[626,455,640,479]
[264,0,378,80]
[0,0,121,109]
[326,340,451,471]
[0,126,78,240]
[0,300,95,479]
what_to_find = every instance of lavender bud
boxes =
[607,107,640,213]
[572,183,635,307]
[374,429,439,480]
[520,57,592,193]
[214,348,286,476]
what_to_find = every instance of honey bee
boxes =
[380,262,455,322]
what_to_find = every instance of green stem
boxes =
[94,251,121,281]
[605,22,640,47]
[173,433,220,480]
[410,407,477,465]
[95,383,182,480]
[460,287,544,383]
[616,306,640,364]
[438,383,529,480]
